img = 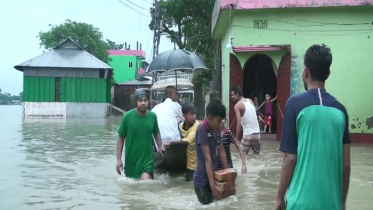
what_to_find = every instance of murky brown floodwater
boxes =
[0,105,372,210]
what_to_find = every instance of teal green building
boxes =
[212,0,373,142]
[14,38,113,118]
[108,49,146,83]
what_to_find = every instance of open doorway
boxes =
[243,54,278,133]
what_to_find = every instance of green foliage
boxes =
[149,0,216,87]
[106,39,124,50]
[38,19,113,63]
[0,91,22,104]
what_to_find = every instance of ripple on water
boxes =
[1,106,373,210]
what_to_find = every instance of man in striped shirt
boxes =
[217,118,247,174]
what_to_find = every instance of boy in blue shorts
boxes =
[193,98,229,205]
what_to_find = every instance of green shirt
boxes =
[118,109,159,179]
[280,89,350,210]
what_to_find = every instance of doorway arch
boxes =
[243,54,278,133]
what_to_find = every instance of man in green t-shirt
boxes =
[116,89,163,179]
[275,45,351,210]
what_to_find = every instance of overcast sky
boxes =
[0,0,173,95]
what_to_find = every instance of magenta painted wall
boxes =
[219,0,373,9]
[108,50,145,58]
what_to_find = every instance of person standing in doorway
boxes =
[258,94,277,133]
[152,86,184,147]
[275,44,351,210]
[116,89,163,180]
[231,85,261,154]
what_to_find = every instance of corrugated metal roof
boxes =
[14,38,112,71]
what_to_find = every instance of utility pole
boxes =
[152,0,161,59]
[151,0,161,109]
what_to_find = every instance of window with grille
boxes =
[129,62,133,68]
[254,20,268,29]
[55,77,60,102]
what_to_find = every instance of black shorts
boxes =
[186,169,194,182]
[194,182,213,205]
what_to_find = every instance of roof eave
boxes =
[14,66,113,71]
[14,65,23,71]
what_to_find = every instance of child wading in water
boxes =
[258,94,277,133]
[217,118,247,174]
[194,98,229,205]
[179,103,200,182]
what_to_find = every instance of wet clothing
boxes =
[152,98,184,145]
[217,129,235,170]
[179,121,200,170]
[280,88,351,210]
[118,109,159,179]
[193,120,222,186]
[194,182,214,205]
[241,133,261,154]
[186,169,195,182]
[240,99,260,136]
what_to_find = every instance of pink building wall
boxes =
[108,50,145,58]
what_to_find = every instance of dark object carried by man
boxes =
[153,140,188,174]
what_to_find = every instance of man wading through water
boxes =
[231,85,261,154]
[275,44,351,210]
[116,89,163,180]
[152,86,184,147]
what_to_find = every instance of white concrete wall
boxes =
[24,102,67,119]
[23,102,107,119]
[66,103,107,118]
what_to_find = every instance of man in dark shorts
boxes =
[193,98,229,205]
[116,89,163,179]
[275,45,351,210]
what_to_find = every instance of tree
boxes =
[106,39,124,50]
[149,0,216,87]
[38,19,113,63]
[0,92,11,104]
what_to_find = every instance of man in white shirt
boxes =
[152,86,184,146]
[231,85,261,154]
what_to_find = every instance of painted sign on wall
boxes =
[24,102,66,119]
[158,74,189,81]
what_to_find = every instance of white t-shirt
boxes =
[152,98,184,145]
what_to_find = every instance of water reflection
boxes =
[0,106,372,210]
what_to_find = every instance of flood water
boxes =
[0,105,372,210]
